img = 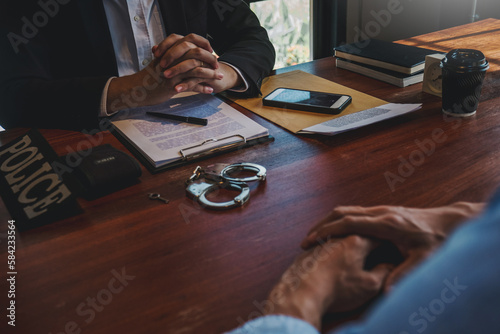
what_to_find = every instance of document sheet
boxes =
[299,103,422,135]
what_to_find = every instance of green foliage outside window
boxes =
[251,0,311,68]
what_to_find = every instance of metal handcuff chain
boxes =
[185,163,266,210]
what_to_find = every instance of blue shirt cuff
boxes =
[225,315,320,334]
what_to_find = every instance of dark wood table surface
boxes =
[1,19,500,334]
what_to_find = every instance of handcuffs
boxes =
[185,163,266,210]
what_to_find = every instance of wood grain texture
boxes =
[1,19,500,334]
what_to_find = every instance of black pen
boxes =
[146,111,208,126]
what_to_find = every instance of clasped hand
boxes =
[107,33,241,113]
[266,202,483,329]
[152,33,229,95]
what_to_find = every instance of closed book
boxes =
[336,58,424,88]
[334,39,440,75]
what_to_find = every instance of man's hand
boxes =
[106,33,230,113]
[301,202,484,290]
[154,33,243,94]
[266,236,392,329]
[173,62,243,94]
[153,33,218,70]
[106,57,219,112]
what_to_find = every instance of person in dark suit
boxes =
[0,0,275,130]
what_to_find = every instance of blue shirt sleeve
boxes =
[224,315,319,334]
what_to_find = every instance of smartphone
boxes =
[262,88,352,114]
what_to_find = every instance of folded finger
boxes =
[366,263,395,293]
[181,33,213,53]
[184,48,219,69]
[371,262,395,279]
[383,255,425,293]
[159,41,197,68]
[343,235,381,259]
[191,83,215,95]
[302,215,397,250]
[164,58,221,79]
[174,78,214,94]
[162,44,218,70]
[306,206,380,237]
[154,33,184,59]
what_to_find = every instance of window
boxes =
[250,0,312,68]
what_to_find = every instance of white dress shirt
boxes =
[103,0,165,76]
[100,0,247,116]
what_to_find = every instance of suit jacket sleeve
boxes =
[0,38,110,131]
[0,1,115,131]
[207,0,275,97]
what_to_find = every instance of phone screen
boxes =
[269,89,343,107]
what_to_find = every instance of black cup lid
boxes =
[441,49,489,72]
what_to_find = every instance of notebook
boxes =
[334,39,441,75]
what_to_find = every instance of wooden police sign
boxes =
[0,129,79,230]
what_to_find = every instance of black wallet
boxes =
[62,144,142,198]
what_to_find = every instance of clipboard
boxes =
[112,129,274,174]
[109,93,272,173]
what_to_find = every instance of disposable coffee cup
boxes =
[440,49,489,117]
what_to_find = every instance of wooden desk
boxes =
[1,19,500,334]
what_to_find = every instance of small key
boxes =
[148,193,169,204]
